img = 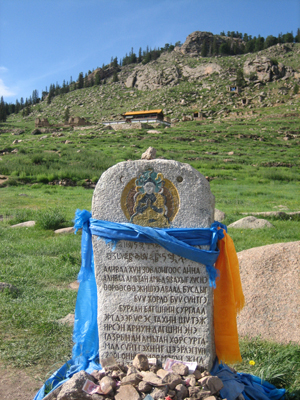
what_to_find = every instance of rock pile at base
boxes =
[44,354,224,400]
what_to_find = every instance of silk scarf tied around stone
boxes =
[74,209,245,364]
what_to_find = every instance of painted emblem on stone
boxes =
[121,169,180,228]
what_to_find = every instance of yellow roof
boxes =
[123,109,163,116]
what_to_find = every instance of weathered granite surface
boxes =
[92,160,215,369]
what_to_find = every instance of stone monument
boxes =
[92,158,216,369]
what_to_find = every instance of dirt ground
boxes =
[0,363,41,400]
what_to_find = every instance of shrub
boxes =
[7,178,19,186]
[37,174,49,183]
[270,58,278,66]
[31,155,44,164]
[36,208,66,230]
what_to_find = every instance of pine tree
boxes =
[112,71,119,82]
[212,37,218,56]
[78,72,84,89]
[15,99,20,114]
[138,47,142,62]
[201,39,207,57]
[95,71,101,85]
[64,107,70,123]
[113,57,118,68]
[296,28,300,43]
[236,69,245,87]
[32,89,39,104]
[219,42,230,55]
[0,96,7,122]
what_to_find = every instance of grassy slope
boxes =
[0,44,299,396]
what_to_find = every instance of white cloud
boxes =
[0,78,16,97]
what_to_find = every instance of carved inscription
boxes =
[98,242,213,365]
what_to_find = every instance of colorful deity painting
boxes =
[121,169,180,228]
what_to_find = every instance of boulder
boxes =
[228,216,274,229]
[54,227,75,234]
[10,221,36,228]
[57,313,74,326]
[31,128,42,135]
[237,241,300,344]
[214,209,226,222]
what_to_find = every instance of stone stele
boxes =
[92,159,216,369]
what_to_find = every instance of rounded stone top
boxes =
[92,159,214,229]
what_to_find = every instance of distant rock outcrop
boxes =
[178,31,243,56]
[243,55,295,82]
[125,63,181,90]
[237,241,300,344]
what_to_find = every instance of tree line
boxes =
[0,29,299,122]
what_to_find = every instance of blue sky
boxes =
[0,0,299,103]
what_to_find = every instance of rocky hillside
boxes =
[6,31,300,126]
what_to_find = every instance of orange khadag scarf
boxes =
[214,230,245,364]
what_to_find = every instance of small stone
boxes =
[167,389,176,397]
[199,376,223,394]
[133,354,149,371]
[175,384,189,400]
[200,370,210,377]
[162,372,183,389]
[193,370,202,380]
[149,365,159,373]
[171,363,189,376]
[141,371,163,386]
[126,365,138,375]
[186,375,197,386]
[99,376,116,394]
[141,147,156,160]
[156,369,168,379]
[115,384,140,400]
[90,370,105,381]
[151,386,168,400]
[69,281,80,291]
[188,386,203,398]
[112,370,126,380]
[121,373,142,386]
[138,380,152,393]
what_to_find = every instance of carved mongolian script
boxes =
[92,160,215,369]
[95,240,214,367]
